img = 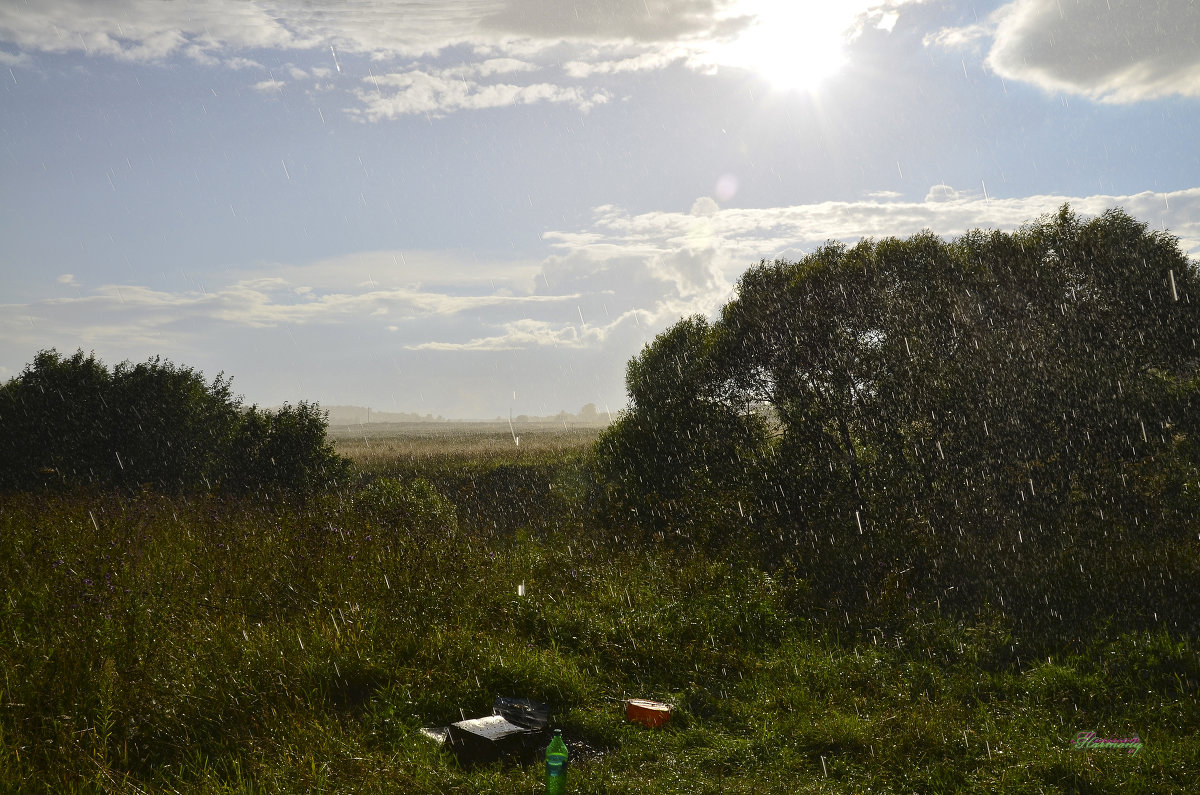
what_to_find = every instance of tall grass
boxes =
[1,428,1196,792]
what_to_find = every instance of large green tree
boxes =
[594,207,1200,631]
[594,316,768,544]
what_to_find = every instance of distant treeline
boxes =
[498,404,612,425]
[591,206,1200,638]
[323,406,450,424]
[0,350,348,495]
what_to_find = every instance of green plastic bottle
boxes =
[545,729,568,794]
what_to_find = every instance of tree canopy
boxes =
[0,349,348,495]
[594,207,1200,635]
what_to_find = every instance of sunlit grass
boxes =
[328,421,605,471]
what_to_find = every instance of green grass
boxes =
[1,429,1196,792]
[327,421,605,472]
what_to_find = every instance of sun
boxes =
[714,2,862,94]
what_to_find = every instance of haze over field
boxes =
[3,0,1199,417]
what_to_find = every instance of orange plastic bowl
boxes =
[625,699,671,729]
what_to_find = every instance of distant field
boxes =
[328,421,609,467]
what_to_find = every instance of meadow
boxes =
[1,423,1197,793]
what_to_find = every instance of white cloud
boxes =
[351,67,608,119]
[0,1,496,63]
[690,197,720,217]
[0,272,582,354]
[922,22,990,52]
[482,0,923,48]
[562,49,686,78]
[408,318,601,351]
[479,0,739,43]
[7,189,1197,379]
[222,249,545,293]
[924,183,960,203]
[0,0,927,65]
[545,187,1200,299]
[929,0,1200,103]
[0,48,29,67]
[0,0,928,119]
[224,56,263,70]
[470,57,538,77]
[251,79,286,93]
[0,1,304,62]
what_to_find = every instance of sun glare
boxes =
[716,2,862,93]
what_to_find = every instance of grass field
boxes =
[1,424,1196,793]
[327,421,607,468]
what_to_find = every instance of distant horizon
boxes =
[317,403,618,426]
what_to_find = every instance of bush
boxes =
[225,402,350,497]
[0,349,348,496]
[352,477,458,535]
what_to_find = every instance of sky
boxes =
[3,0,1200,420]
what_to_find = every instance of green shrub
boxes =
[0,349,348,496]
[352,477,458,535]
